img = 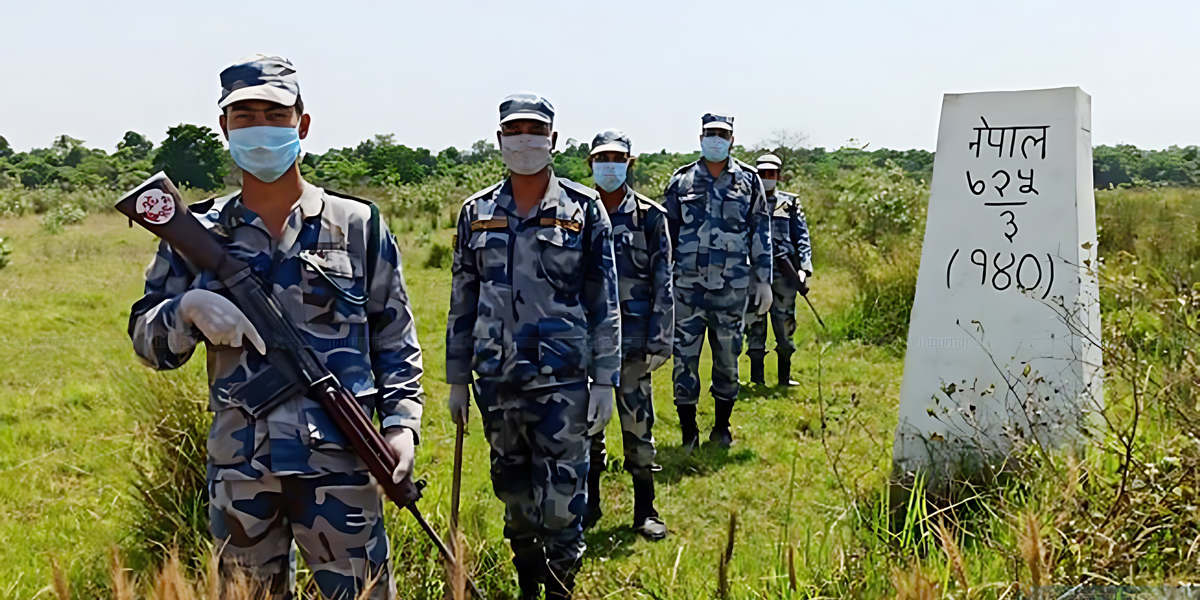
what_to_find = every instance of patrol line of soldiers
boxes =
[126,54,811,600]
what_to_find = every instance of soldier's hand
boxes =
[448,384,471,425]
[647,354,670,373]
[178,290,266,354]
[753,282,773,316]
[797,271,810,297]
[385,427,416,484]
[586,384,615,437]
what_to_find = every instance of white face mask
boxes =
[762,179,778,192]
[592,161,628,193]
[701,135,731,162]
[501,134,553,175]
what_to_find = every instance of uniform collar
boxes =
[278,182,325,252]
[615,185,638,214]
[496,170,564,220]
[221,181,324,252]
[695,156,743,180]
[296,181,325,218]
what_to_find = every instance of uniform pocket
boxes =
[536,319,585,378]
[536,226,583,292]
[721,196,749,230]
[711,231,751,289]
[469,230,510,281]
[299,249,368,325]
[472,282,506,377]
[301,405,351,451]
[622,231,650,271]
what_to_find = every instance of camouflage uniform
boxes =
[663,158,771,409]
[589,187,673,473]
[745,190,813,361]
[445,172,620,582]
[130,183,424,599]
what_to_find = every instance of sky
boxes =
[3,0,1198,156]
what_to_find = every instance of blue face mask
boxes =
[228,126,301,183]
[701,135,731,162]
[592,161,628,193]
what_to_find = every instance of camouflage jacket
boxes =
[607,186,673,362]
[446,173,622,391]
[662,157,771,292]
[129,183,425,480]
[769,190,814,274]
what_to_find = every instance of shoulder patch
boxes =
[325,189,376,205]
[471,217,509,231]
[539,217,583,233]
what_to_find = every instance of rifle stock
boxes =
[773,254,804,290]
[118,174,483,598]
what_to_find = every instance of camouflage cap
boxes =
[701,113,734,131]
[499,93,554,125]
[756,153,782,171]
[589,129,632,156]
[218,54,300,109]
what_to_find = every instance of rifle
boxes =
[117,174,484,599]
[773,255,825,329]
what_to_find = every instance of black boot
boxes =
[678,405,699,453]
[778,353,799,387]
[749,354,765,385]
[583,460,603,530]
[513,553,546,600]
[630,467,667,540]
[545,558,581,600]
[709,400,734,448]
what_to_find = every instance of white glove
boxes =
[647,354,670,373]
[178,289,266,354]
[384,427,416,484]
[448,384,471,425]
[753,281,773,316]
[586,384,615,437]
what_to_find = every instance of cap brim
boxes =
[703,122,733,131]
[589,142,630,156]
[219,85,298,109]
[757,164,781,171]
[500,112,552,125]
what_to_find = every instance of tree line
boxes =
[0,125,1193,193]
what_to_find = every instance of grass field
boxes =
[5,183,1200,598]
[0,209,906,598]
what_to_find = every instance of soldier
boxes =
[663,113,772,450]
[583,130,672,540]
[445,94,621,599]
[128,55,423,599]
[744,153,813,387]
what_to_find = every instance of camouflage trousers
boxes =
[590,357,658,472]
[209,472,394,600]
[477,378,590,577]
[673,286,751,406]
[744,277,799,359]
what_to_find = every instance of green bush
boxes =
[40,202,87,233]
[0,237,10,270]
[425,242,452,269]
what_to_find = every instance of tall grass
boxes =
[17,178,1200,596]
[119,361,211,574]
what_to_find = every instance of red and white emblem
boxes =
[136,189,175,225]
